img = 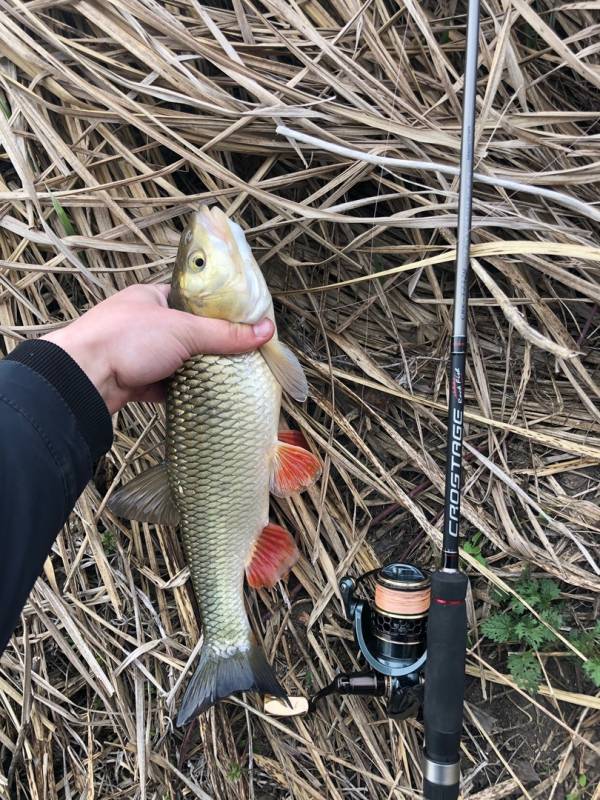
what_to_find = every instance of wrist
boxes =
[42,325,120,413]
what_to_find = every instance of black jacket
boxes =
[0,339,113,653]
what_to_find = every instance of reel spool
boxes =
[366,563,430,668]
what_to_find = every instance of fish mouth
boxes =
[191,205,231,243]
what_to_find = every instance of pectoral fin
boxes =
[269,436,321,498]
[108,463,180,526]
[261,339,308,402]
[278,429,309,449]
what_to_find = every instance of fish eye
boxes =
[189,251,206,272]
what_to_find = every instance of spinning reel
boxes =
[308,563,430,719]
[267,552,466,799]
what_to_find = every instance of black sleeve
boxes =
[0,339,113,653]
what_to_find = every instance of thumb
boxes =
[175,312,275,356]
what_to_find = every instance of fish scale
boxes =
[165,350,281,652]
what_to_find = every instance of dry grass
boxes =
[0,1,599,798]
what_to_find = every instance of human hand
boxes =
[42,284,274,414]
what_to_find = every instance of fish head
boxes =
[170,206,273,324]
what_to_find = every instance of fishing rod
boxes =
[269,2,480,796]
[422,0,480,793]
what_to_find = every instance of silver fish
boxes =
[109,207,320,725]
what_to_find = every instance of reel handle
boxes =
[308,671,386,712]
[423,572,468,800]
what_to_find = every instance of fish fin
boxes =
[278,429,309,449]
[261,339,308,402]
[246,523,299,589]
[107,463,180,526]
[176,640,286,726]
[269,439,321,498]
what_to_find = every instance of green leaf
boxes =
[583,659,600,688]
[508,651,541,693]
[102,530,116,554]
[0,96,10,119]
[571,626,599,657]
[513,619,553,649]
[509,597,527,616]
[539,579,560,605]
[50,194,77,236]
[538,607,563,633]
[227,762,242,782]
[481,614,513,643]
[463,539,487,566]
[514,577,541,607]
[578,774,588,788]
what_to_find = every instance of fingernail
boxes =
[252,318,273,338]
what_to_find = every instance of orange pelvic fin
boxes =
[246,523,299,589]
[269,436,321,498]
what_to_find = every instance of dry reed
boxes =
[0,1,598,798]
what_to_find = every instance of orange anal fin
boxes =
[246,523,299,589]
[270,441,321,498]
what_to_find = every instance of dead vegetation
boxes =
[0,0,599,798]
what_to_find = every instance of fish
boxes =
[108,206,320,726]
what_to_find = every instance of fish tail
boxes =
[176,640,286,727]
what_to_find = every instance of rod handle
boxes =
[423,571,468,800]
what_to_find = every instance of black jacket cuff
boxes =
[6,339,113,462]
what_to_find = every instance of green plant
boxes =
[462,531,487,566]
[481,573,600,693]
[0,93,10,119]
[583,659,600,686]
[506,651,541,694]
[50,193,77,236]
[573,621,600,687]
[566,773,588,800]
[226,762,243,782]
[101,529,116,554]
